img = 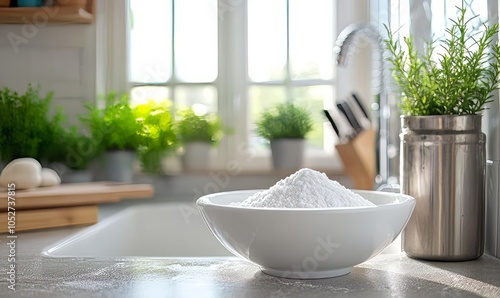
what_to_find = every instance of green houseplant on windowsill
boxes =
[80,92,143,182]
[0,85,64,168]
[255,102,314,170]
[175,107,226,171]
[47,126,100,183]
[384,3,500,261]
[134,100,177,174]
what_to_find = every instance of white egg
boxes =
[0,159,43,189]
[40,168,61,187]
[1,158,42,174]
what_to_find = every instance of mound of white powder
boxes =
[236,168,375,208]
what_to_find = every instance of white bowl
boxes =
[196,189,415,279]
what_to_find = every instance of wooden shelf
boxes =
[0,3,93,24]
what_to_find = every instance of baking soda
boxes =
[237,168,375,208]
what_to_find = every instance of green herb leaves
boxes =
[256,102,314,140]
[175,108,225,145]
[385,4,500,116]
[0,85,63,162]
[81,93,143,151]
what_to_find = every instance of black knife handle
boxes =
[323,110,340,138]
[351,93,370,119]
[337,102,363,133]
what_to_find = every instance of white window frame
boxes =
[218,0,344,171]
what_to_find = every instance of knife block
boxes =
[335,129,376,190]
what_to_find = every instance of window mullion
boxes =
[285,0,292,101]
[170,0,177,104]
[215,0,249,167]
[251,79,335,87]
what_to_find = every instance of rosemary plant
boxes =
[384,4,500,116]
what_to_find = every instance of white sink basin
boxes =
[43,203,232,258]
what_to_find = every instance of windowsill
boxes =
[134,168,352,201]
[163,167,345,177]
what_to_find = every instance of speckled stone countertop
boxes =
[1,205,500,298]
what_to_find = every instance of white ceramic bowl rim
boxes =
[196,189,417,279]
[196,189,415,212]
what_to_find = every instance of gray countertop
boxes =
[1,201,500,298]
[1,252,500,297]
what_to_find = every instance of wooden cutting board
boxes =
[0,182,154,233]
[0,182,154,211]
[0,205,98,233]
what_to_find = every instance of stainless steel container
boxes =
[400,115,486,261]
[486,160,500,258]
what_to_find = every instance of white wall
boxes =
[0,16,96,126]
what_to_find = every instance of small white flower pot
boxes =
[103,150,136,182]
[182,142,212,171]
[270,139,305,170]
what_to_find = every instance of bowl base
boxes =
[261,267,352,279]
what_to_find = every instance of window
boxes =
[371,0,491,183]
[386,0,488,49]
[130,0,218,110]
[129,0,338,170]
[247,0,335,154]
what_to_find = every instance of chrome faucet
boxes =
[334,24,392,187]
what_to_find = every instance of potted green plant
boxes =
[255,102,314,170]
[80,92,143,182]
[134,100,177,173]
[385,3,500,261]
[47,126,99,183]
[175,108,225,171]
[0,85,64,168]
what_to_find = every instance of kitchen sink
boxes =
[43,202,232,258]
[43,201,402,258]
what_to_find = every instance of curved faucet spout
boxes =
[334,24,392,187]
[334,24,383,67]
